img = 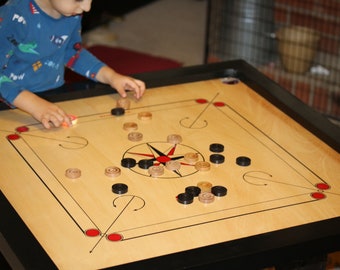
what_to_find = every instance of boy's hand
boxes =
[13,90,71,129]
[96,66,146,99]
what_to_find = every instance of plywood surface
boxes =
[0,79,339,269]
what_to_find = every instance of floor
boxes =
[83,0,208,67]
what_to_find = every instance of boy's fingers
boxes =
[41,117,52,129]
[40,110,71,129]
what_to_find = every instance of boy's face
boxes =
[49,0,92,17]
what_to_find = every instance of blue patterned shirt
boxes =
[0,0,105,104]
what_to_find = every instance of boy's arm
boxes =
[12,90,71,129]
[95,66,146,99]
[11,65,146,129]
[63,16,146,99]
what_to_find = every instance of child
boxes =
[0,0,146,128]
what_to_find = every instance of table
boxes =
[1,61,339,269]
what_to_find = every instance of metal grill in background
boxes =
[206,0,275,66]
[205,0,340,122]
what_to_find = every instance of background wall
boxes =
[206,0,340,123]
[82,0,157,31]
[0,0,157,31]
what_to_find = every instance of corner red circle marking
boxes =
[213,101,225,107]
[7,134,20,140]
[15,126,29,133]
[85,228,101,237]
[107,233,124,242]
[315,183,330,190]
[196,99,208,104]
[311,192,326,200]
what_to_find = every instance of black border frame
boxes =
[1,60,339,269]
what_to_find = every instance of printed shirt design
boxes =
[0,0,105,104]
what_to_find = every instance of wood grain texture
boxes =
[0,79,339,269]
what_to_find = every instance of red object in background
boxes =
[65,45,182,83]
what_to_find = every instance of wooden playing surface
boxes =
[0,78,339,269]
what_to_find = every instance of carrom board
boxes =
[0,61,339,269]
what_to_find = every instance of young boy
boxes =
[0,0,146,128]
